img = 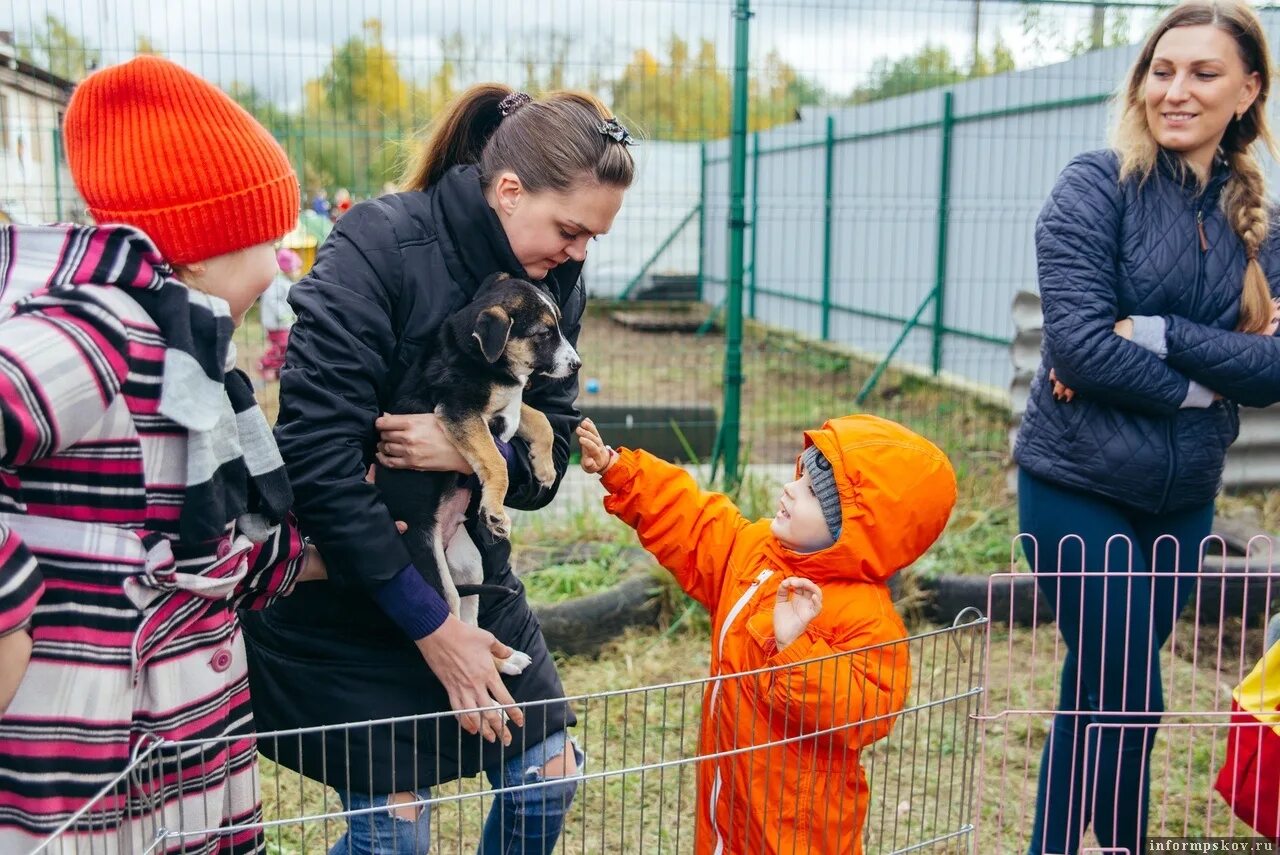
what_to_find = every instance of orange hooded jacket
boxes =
[600,414,957,855]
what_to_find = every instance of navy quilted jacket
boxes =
[1014,149,1280,513]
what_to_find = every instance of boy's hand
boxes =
[575,418,617,475]
[773,577,822,651]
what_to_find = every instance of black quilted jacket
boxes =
[1014,149,1280,513]
[241,165,583,792]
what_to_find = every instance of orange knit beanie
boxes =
[63,55,298,265]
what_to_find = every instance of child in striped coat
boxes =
[0,56,320,854]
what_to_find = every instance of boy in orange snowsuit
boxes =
[576,413,957,855]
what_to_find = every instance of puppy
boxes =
[376,273,580,675]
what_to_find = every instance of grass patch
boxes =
[522,543,638,604]
[1217,487,1280,537]
[512,505,637,557]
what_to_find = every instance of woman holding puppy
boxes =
[241,86,635,854]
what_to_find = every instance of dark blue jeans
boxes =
[1018,469,1214,855]
[328,730,583,855]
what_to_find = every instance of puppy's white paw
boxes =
[496,650,533,676]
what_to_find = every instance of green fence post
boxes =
[52,128,64,222]
[749,131,760,320]
[721,0,752,491]
[931,91,955,376]
[697,142,707,302]
[821,115,835,341]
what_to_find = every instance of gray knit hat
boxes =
[801,445,842,541]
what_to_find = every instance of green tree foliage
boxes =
[1020,4,1138,61]
[17,14,100,82]
[294,19,416,193]
[611,37,826,140]
[850,41,1015,104]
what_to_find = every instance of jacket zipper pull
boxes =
[1197,210,1208,252]
[714,568,775,667]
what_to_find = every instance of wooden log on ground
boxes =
[533,574,664,657]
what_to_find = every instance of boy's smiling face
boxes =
[770,469,837,554]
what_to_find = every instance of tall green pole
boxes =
[697,142,707,301]
[721,0,751,490]
[932,91,955,376]
[52,129,64,222]
[748,131,761,320]
[820,115,835,341]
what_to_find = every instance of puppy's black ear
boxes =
[478,272,510,293]
[472,306,513,363]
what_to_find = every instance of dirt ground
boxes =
[575,302,1009,465]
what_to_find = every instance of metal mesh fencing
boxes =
[33,614,985,854]
[4,0,1239,470]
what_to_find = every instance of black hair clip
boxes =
[598,117,636,146]
[499,92,532,117]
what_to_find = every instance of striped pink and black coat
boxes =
[0,224,305,854]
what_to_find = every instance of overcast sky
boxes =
[6,0,1163,106]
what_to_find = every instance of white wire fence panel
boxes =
[976,535,1279,854]
[25,738,170,855]
[32,614,985,855]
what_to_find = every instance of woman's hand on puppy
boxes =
[576,418,617,475]
[375,413,473,474]
[416,616,525,746]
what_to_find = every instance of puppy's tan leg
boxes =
[516,404,557,488]
[439,413,512,540]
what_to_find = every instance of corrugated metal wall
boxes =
[701,9,1280,399]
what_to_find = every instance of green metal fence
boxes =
[1,0,1214,490]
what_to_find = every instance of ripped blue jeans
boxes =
[327,730,584,855]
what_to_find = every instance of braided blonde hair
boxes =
[1112,0,1277,333]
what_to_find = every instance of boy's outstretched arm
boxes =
[577,419,749,613]
[747,609,911,752]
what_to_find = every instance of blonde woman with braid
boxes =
[1013,2,1280,853]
